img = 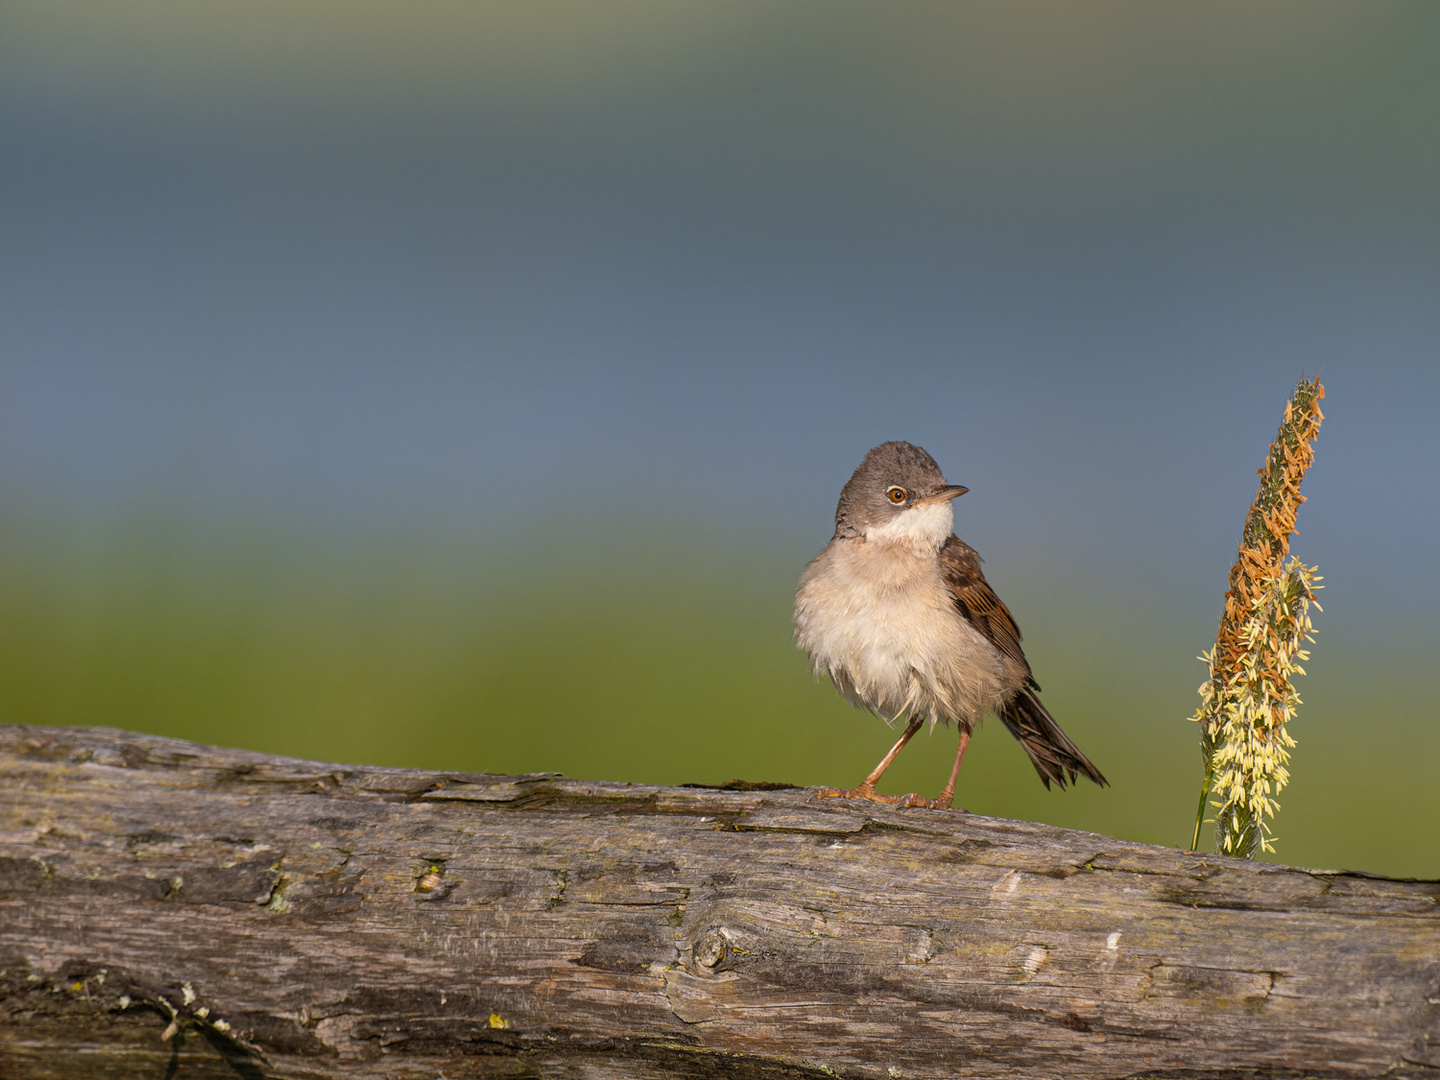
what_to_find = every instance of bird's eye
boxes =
[886,486,908,503]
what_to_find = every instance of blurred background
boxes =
[2,1,1437,876]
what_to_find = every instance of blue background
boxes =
[3,2,1437,874]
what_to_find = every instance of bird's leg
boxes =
[817,716,924,804]
[898,726,971,811]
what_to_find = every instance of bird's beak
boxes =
[914,485,968,506]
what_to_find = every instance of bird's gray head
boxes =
[833,441,969,546]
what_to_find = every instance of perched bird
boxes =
[793,441,1106,809]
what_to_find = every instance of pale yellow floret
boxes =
[1192,557,1320,854]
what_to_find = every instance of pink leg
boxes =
[898,726,971,811]
[817,716,923,805]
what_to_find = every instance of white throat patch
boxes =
[863,500,955,551]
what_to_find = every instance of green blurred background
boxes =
[2,1,1438,877]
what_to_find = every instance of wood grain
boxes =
[1,724,1437,1079]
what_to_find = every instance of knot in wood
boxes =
[694,928,731,970]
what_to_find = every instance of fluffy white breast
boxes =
[793,531,1015,730]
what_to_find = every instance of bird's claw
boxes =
[816,786,966,812]
[898,792,965,811]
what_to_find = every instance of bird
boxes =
[793,441,1106,810]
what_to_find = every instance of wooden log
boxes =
[0,724,1437,1079]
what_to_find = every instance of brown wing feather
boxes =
[937,536,1031,679]
[939,536,1107,789]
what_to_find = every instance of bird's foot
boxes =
[815,783,903,805]
[896,791,967,812]
[816,785,966,811]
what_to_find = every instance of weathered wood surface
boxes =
[1,725,1438,1079]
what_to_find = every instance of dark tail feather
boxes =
[997,685,1108,790]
